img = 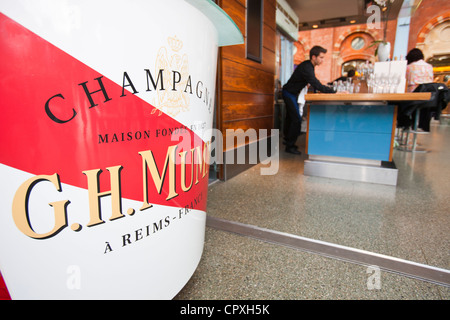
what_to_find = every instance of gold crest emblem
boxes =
[151,36,189,117]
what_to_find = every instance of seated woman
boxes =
[397,48,434,129]
[406,48,434,93]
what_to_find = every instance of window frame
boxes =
[246,0,264,63]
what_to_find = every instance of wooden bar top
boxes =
[305,92,431,102]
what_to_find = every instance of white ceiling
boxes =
[285,0,405,30]
[287,0,361,22]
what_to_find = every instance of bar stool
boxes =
[396,83,448,153]
[397,104,432,153]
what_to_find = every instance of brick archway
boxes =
[414,12,450,59]
[331,28,378,80]
[416,12,450,44]
[293,39,310,65]
[333,27,381,52]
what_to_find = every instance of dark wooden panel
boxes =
[222,45,275,74]
[265,0,276,9]
[222,116,274,151]
[222,92,273,122]
[222,116,274,132]
[221,0,276,72]
[263,23,276,53]
[220,0,245,36]
[222,59,274,94]
[217,0,277,158]
[234,0,246,8]
[263,0,276,31]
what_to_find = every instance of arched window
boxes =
[341,60,365,76]
[351,37,366,50]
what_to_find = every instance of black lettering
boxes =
[196,81,203,99]
[153,220,163,233]
[99,134,109,144]
[184,75,193,93]
[78,76,112,108]
[45,93,77,124]
[145,69,164,91]
[172,71,181,91]
[164,216,170,227]
[135,228,143,241]
[122,233,131,247]
[104,242,113,254]
[121,72,139,97]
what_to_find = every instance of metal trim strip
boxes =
[206,216,450,287]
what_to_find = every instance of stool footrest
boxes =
[396,145,429,153]
[404,130,429,135]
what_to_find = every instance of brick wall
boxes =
[296,29,334,84]
[408,0,450,51]
[290,1,450,86]
[296,20,395,84]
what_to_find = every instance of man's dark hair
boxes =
[406,48,424,65]
[310,46,327,58]
[347,69,355,77]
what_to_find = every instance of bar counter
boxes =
[304,92,431,186]
[305,92,431,102]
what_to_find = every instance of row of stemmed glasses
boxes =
[367,73,402,93]
[357,61,374,80]
[333,78,361,93]
[388,74,402,93]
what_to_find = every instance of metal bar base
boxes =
[396,108,430,153]
[396,129,429,153]
[304,158,398,186]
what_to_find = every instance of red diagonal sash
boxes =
[0,12,208,212]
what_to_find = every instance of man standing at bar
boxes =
[282,46,336,155]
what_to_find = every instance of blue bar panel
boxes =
[308,104,395,161]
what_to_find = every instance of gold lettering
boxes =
[179,149,194,192]
[139,145,178,210]
[197,141,210,182]
[179,142,210,191]
[82,165,124,227]
[12,173,70,239]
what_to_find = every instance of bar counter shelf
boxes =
[304,92,432,186]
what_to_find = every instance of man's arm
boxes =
[301,63,335,93]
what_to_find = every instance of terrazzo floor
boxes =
[175,119,450,300]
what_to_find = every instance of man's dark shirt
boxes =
[283,60,335,95]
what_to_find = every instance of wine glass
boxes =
[391,74,401,93]
[379,73,388,93]
[367,73,374,93]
